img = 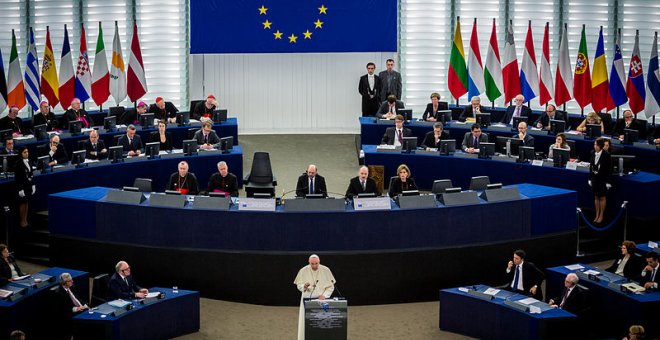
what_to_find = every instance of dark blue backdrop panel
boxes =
[190,0,397,53]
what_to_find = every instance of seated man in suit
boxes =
[64,98,92,128]
[504,249,544,300]
[149,96,179,123]
[534,103,565,130]
[32,100,59,131]
[193,121,221,150]
[54,272,89,339]
[117,124,143,157]
[120,101,148,125]
[639,251,659,291]
[168,160,199,195]
[208,161,239,197]
[422,92,449,122]
[108,260,148,300]
[421,122,450,149]
[296,164,327,197]
[461,123,488,154]
[345,165,381,198]
[1,136,16,155]
[381,115,412,146]
[549,273,587,315]
[193,94,219,120]
[612,109,646,141]
[376,95,405,120]
[0,106,24,136]
[84,130,107,160]
[43,135,69,166]
[513,121,534,147]
[459,96,484,122]
[649,124,660,146]
[502,94,531,124]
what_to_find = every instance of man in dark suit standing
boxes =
[504,249,545,300]
[376,95,405,119]
[459,96,485,121]
[345,166,381,198]
[53,272,89,339]
[502,94,532,124]
[149,96,179,123]
[535,104,566,130]
[296,164,327,197]
[421,122,450,149]
[461,123,489,153]
[378,59,402,101]
[358,62,382,117]
[612,109,646,140]
[549,273,587,315]
[84,130,108,160]
[513,121,534,147]
[108,260,149,300]
[117,125,143,156]
[381,115,412,146]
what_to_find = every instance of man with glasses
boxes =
[502,94,531,124]
[54,272,88,338]
[108,260,149,300]
[44,135,69,166]
[612,109,645,141]
[549,272,586,315]
[534,103,565,130]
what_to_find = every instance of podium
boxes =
[304,299,347,340]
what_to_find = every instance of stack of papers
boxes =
[108,299,131,308]
[0,289,13,298]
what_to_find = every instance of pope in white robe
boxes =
[293,254,336,340]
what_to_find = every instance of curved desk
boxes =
[49,184,577,305]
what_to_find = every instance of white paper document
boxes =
[483,288,500,296]
[517,297,539,305]
[145,292,160,298]
[583,269,600,275]
[564,264,584,270]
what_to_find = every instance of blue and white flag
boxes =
[24,27,40,111]
[644,32,660,119]
[608,30,627,107]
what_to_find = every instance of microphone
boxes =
[282,187,305,200]
[308,279,319,299]
[331,279,343,299]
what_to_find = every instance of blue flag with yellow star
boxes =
[190,0,397,53]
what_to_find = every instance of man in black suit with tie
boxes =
[549,273,586,315]
[193,121,221,150]
[345,166,381,198]
[459,96,485,121]
[295,164,327,197]
[461,123,489,153]
[53,272,89,339]
[639,252,659,291]
[612,109,646,140]
[358,62,382,117]
[504,249,545,300]
[0,137,16,155]
[42,135,69,166]
[84,130,108,160]
[421,122,450,149]
[108,260,149,300]
[117,124,143,156]
[534,104,566,130]
[376,95,405,119]
[502,94,532,124]
[381,115,412,146]
[513,121,534,147]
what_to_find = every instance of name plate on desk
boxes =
[453,152,478,159]
[284,198,346,212]
[439,191,480,206]
[160,151,184,158]
[396,194,437,209]
[467,289,494,301]
[528,129,548,136]
[565,161,579,170]
[149,193,187,208]
[353,196,391,211]
[198,149,222,155]
[504,299,530,312]
[376,145,401,153]
[239,197,276,211]
[124,155,146,163]
[105,190,147,205]
[376,119,395,125]
[414,120,436,126]
[479,187,521,202]
[487,125,512,132]
[415,149,439,155]
[192,196,231,210]
[491,155,517,163]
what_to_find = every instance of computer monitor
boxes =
[177,111,190,126]
[478,142,495,159]
[71,149,87,167]
[401,190,420,196]
[108,145,124,163]
[212,109,228,123]
[182,139,198,156]
[68,120,83,135]
[397,109,413,121]
[1,154,17,173]
[401,137,417,153]
[33,124,49,140]
[476,113,491,128]
[104,116,117,131]
[438,110,453,126]
[145,141,160,159]
[139,113,155,128]
[109,106,125,118]
[549,119,566,135]
[37,155,51,171]
[0,129,13,143]
[552,147,570,167]
[623,129,639,144]
[508,138,523,156]
[431,179,453,194]
[512,117,528,131]
[518,146,535,163]
[220,136,233,153]
[469,176,491,191]
[495,136,509,154]
[438,139,456,156]
[585,124,602,139]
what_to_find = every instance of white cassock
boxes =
[293,264,336,340]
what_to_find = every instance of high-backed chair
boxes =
[244,152,277,197]
[133,178,153,192]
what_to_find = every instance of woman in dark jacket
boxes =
[388,164,418,198]
[1,244,24,285]
[589,138,611,224]
[605,240,644,279]
[14,146,34,228]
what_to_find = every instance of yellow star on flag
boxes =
[258,5,268,15]
[262,20,272,29]
[318,5,328,14]
[314,19,324,29]
[273,30,283,39]
[303,30,312,39]
[288,34,298,43]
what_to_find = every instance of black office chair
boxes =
[244,152,277,197]
[133,178,153,192]
[36,143,49,157]
[77,139,87,151]
[432,179,453,194]
[109,106,125,119]
[91,273,109,306]
[566,140,577,159]
[469,176,490,191]
[188,127,199,140]
[114,134,122,146]
[189,100,204,115]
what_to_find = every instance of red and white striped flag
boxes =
[554,24,573,107]
[539,22,554,106]
[127,22,147,102]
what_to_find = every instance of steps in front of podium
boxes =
[15,210,50,266]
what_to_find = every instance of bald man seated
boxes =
[345,166,381,198]
[295,164,327,197]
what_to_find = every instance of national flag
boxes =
[644,31,660,119]
[92,22,110,106]
[554,24,573,107]
[591,27,613,113]
[502,21,521,103]
[75,23,92,103]
[520,21,539,102]
[539,22,554,106]
[59,24,75,110]
[40,26,59,107]
[626,30,646,114]
[0,47,7,113]
[484,18,504,102]
[448,17,468,100]
[127,22,148,102]
[110,21,127,105]
[573,25,592,109]
[467,18,485,100]
[24,28,41,111]
[7,29,26,110]
[609,29,627,107]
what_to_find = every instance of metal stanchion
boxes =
[576,208,584,257]
[621,201,629,241]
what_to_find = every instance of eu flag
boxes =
[190,0,397,54]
